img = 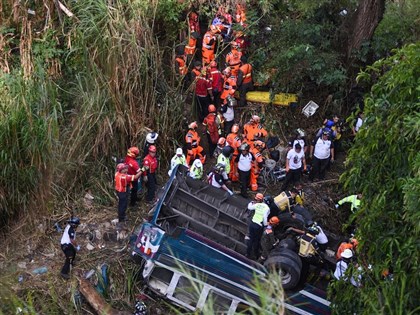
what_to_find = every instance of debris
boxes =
[18,275,24,283]
[17,261,27,269]
[96,264,109,295]
[84,269,95,279]
[27,9,35,15]
[57,1,74,17]
[54,222,62,232]
[32,266,48,275]
[86,243,95,251]
[302,100,319,117]
[111,219,119,225]
[95,230,102,240]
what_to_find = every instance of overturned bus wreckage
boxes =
[131,165,332,314]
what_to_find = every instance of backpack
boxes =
[206,115,220,144]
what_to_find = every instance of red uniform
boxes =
[143,154,158,174]
[124,155,140,176]
[188,12,200,34]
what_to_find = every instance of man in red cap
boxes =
[143,145,159,203]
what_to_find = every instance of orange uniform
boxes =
[226,48,242,76]
[202,31,217,65]
[220,75,237,101]
[184,36,197,56]
[238,63,253,85]
[235,4,247,26]
[175,55,188,75]
[250,147,264,191]
[243,122,268,146]
[185,129,206,165]
[226,133,242,182]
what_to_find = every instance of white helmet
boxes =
[341,249,353,259]
[176,148,183,156]
[146,132,158,144]
[192,159,203,168]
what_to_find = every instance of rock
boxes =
[103,222,111,229]
[95,230,102,240]
[111,219,119,226]
[86,243,95,251]
[17,262,27,269]
[117,230,128,241]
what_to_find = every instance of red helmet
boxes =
[127,146,139,157]
[231,124,240,133]
[208,104,216,113]
[210,60,217,68]
[148,145,157,153]
[218,137,226,146]
[117,163,128,171]
[255,193,264,202]
[188,121,198,129]
[269,216,280,226]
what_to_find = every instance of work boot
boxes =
[61,272,70,280]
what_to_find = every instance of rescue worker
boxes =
[203,104,221,157]
[191,61,213,122]
[236,55,253,107]
[220,67,237,106]
[250,140,265,191]
[243,115,267,147]
[235,3,247,26]
[225,42,242,76]
[288,221,329,251]
[282,143,307,191]
[335,194,362,213]
[208,61,223,107]
[217,145,233,175]
[144,131,159,158]
[235,143,254,197]
[309,129,334,181]
[168,148,188,176]
[187,11,200,34]
[213,137,226,158]
[184,32,200,64]
[333,249,361,287]
[124,146,141,206]
[202,25,220,66]
[185,121,206,166]
[234,30,249,54]
[352,111,364,136]
[226,124,242,182]
[336,238,359,260]
[288,128,308,154]
[188,158,204,180]
[259,216,280,262]
[175,52,188,76]
[143,145,159,204]
[207,163,234,195]
[247,193,270,259]
[115,163,143,222]
[60,217,80,279]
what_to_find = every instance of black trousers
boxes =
[213,90,221,108]
[195,95,211,122]
[247,222,263,258]
[238,82,253,107]
[117,191,128,222]
[146,173,157,202]
[281,168,301,191]
[224,120,234,137]
[310,156,329,180]
[238,169,251,197]
[130,180,139,206]
[61,244,76,275]
[206,134,217,157]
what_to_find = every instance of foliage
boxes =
[331,43,420,314]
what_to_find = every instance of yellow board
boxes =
[236,91,298,106]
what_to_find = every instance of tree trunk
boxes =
[347,0,386,58]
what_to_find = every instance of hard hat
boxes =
[341,249,353,259]
[222,146,233,156]
[239,143,250,151]
[192,159,202,168]
[350,238,359,247]
[263,195,274,205]
[231,124,239,133]
[148,145,157,153]
[215,163,225,173]
[255,193,264,201]
[218,137,226,146]
[189,121,198,129]
[146,132,158,144]
[208,104,216,113]
[209,60,217,68]
[269,216,280,226]
[194,60,202,68]
[127,146,139,157]
[176,148,183,156]
[117,163,128,172]
[223,67,231,75]
[251,115,260,123]
[68,217,80,226]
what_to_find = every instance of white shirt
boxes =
[60,225,75,245]
[354,117,363,132]
[223,106,234,122]
[237,153,253,171]
[334,259,361,287]
[313,137,332,159]
[315,226,328,244]
[287,149,304,170]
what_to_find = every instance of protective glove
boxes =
[335,204,339,209]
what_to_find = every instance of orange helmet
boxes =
[255,193,264,202]
[117,163,128,171]
[188,121,198,129]
[223,67,231,76]
[210,60,217,68]
[127,146,139,157]
[269,216,280,226]
[231,124,240,133]
[251,115,260,123]
[350,238,359,248]
[148,145,157,153]
[208,104,216,113]
[218,137,226,146]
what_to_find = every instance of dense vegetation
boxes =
[0,0,419,313]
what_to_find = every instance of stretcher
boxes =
[245,91,298,106]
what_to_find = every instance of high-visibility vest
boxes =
[217,154,230,174]
[115,172,135,192]
[252,203,268,225]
